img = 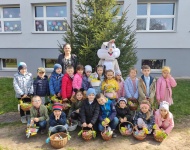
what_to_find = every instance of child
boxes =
[80,88,100,130]
[133,100,155,134]
[115,70,125,99]
[96,93,119,138]
[68,89,85,122]
[49,64,63,98]
[124,67,139,101]
[72,65,84,94]
[82,65,92,91]
[156,66,177,105]
[138,65,156,105]
[90,65,105,94]
[154,101,174,135]
[33,67,50,104]
[49,103,68,134]
[101,69,119,102]
[30,96,49,134]
[13,62,33,123]
[116,97,132,123]
[61,65,74,101]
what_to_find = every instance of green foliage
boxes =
[60,0,137,76]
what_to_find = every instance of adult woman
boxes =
[57,43,78,74]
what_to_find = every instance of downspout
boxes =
[70,0,73,29]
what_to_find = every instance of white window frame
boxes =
[137,2,176,32]
[115,1,124,20]
[33,4,67,33]
[141,59,166,73]
[0,6,21,33]
[0,58,17,71]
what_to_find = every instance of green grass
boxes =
[0,78,190,122]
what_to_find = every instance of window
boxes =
[1,59,17,69]
[113,2,124,19]
[142,59,166,71]
[34,5,67,32]
[43,59,57,68]
[137,3,176,31]
[0,7,21,32]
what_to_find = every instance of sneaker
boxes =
[112,131,117,138]
[40,129,45,135]
[21,116,27,124]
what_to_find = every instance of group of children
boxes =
[13,62,176,138]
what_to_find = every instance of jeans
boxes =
[36,120,47,130]
[49,124,68,133]
[98,117,119,131]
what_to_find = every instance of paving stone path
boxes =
[0,112,20,123]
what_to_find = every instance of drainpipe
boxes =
[70,0,73,29]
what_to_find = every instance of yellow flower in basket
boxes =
[104,84,115,93]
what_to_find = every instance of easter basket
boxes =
[119,121,133,136]
[78,127,96,141]
[133,128,147,140]
[101,126,113,141]
[26,124,39,138]
[51,96,62,104]
[128,99,138,111]
[20,98,32,112]
[67,119,78,132]
[153,129,167,142]
[50,132,68,149]
[91,80,101,87]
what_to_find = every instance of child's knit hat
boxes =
[54,63,62,71]
[118,97,127,104]
[159,101,169,111]
[52,103,63,111]
[85,65,92,72]
[86,88,96,96]
[18,62,27,71]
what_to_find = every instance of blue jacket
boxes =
[82,75,92,91]
[33,75,50,96]
[49,112,67,126]
[49,72,63,95]
[124,77,139,99]
[99,99,116,122]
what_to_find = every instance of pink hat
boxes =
[52,103,63,111]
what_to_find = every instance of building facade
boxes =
[0,0,189,77]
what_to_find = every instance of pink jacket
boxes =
[156,76,177,105]
[154,110,174,135]
[117,81,125,98]
[72,73,82,90]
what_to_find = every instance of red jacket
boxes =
[61,73,73,99]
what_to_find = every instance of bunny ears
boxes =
[73,88,84,93]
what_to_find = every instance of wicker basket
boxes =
[128,99,138,111]
[133,130,147,140]
[81,127,93,141]
[119,121,133,136]
[68,120,78,132]
[20,103,32,111]
[101,126,113,141]
[154,134,164,142]
[50,132,68,149]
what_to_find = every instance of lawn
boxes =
[0,78,190,121]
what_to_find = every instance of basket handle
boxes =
[119,121,134,131]
[82,126,93,131]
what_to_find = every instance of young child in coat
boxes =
[154,101,174,135]
[115,70,125,99]
[13,62,33,123]
[96,93,119,138]
[30,96,49,134]
[124,67,139,102]
[156,66,177,105]
[72,65,84,94]
[101,69,119,103]
[33,67,50,104]
[133,100,155,134]
[68,89,85,122]
[82,65,92,91]
[49,103,68,134]
[61,65,74,102]
[80,88,100,130]
[90,65,105,94]
[49,64,63,98]
[138,65,156,106]
[116,97,132,123]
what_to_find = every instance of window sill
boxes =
[0,69,17,72]
[136,30,176,33]
[32,31,66,34]
[0,32,22,34]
